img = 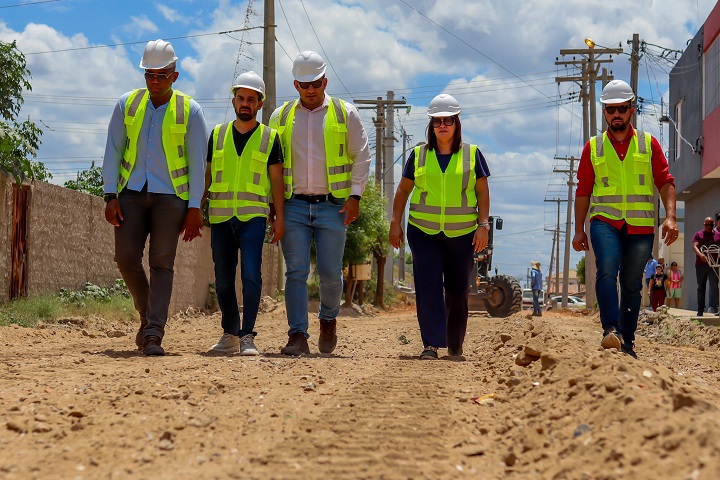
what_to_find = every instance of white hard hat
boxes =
[427,94,462,117]
[231,71,266,101]
[139,39,178,70]
[292,51,326,82]
[600,80,635,104]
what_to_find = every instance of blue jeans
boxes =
[532,290,541,314]
[211,217,266,337]
[590,220,654,347]
[281,198,347,337]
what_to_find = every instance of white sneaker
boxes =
[210,333,240,353]
[239,334,260,356]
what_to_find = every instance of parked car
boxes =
[547,295,586,309]
[521,288,544,310]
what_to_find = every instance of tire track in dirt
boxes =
[252,361,465,480]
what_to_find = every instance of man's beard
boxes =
[237,110,256,121]
[609,119,629,132]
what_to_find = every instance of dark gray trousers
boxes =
[115,189,187,341]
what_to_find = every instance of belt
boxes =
[294,194,330,203]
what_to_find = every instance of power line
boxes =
[0,0,60,8]
[297,0,352,98]
[277,0,300,52]
[23,27,263,55]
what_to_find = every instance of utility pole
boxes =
[399,127,411,283]
[262,0,276,125]
[556,42,621,307]
[629,33,641,127]
[544,198,566,297]
[354,93,407,285]
[547,227,556,294]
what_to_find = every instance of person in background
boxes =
[389,94,491,360]
[643,255,658,308]
[572,80,677,359]
[530,261,543,317]
[102,39,208,356]
[665,261,684,308]
[204,72,285,356]
[692,217,720,316]
[269,51,371,356]
[650,264,668,311]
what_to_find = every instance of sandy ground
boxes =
[1,300,720,480]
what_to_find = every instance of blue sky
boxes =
[1,0,716,282]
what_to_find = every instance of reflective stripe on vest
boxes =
[408,143,479,237]
[118,88,192,200]
[589,130,654,226]
[271,97,353,199]
[207,122,275,224]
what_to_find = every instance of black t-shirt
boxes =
[206,122,283,168]
[401,147,491,180]
[651,273,668,291]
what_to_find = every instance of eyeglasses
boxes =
[297,78,324,89]
[144,70,175,81]
[604,105,630,114]
[431,117,456,127]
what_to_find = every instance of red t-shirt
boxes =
[575,125,675,234]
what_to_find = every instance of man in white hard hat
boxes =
[269,51,371,355]
[572,79,678,359]
[102,39,208,356]
[203,71,285,356]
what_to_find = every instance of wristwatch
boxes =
[104,193,117,203]
[479,221,490,231]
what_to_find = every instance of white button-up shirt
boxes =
[270,95,371,197]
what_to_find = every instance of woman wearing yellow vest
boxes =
[389,94,491,360]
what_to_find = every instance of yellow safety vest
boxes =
[207,122,276,224]
[270,96,352,199]
[589,130,654,227]
[408,143,479,237]
[118,88,192,199]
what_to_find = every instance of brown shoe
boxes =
[143,335,165,356]
[318,319,337,354]
[280,332,310,356]
[135,316,148,350]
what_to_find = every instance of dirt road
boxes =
[1,302,719,479]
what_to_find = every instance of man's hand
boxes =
[572,230,589,251]
[661,218,679,246]
[180,207,203,242]
[269,214,284,244]
[104,199,123,227]
[340,197,360,225]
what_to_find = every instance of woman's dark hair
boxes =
[426,115,462,153]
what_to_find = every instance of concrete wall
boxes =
[1,173,282,316]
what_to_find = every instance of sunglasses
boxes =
[297,78,324,89]
[431,117,456,127]
[144,70,175,81]
[705,222,714,226]
[604,105,630,114]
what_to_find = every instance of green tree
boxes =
[577,256,585,285]
[0,40,46,182]
[344,178,390,307]
[64,161,103,196]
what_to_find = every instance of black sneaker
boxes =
[419,346,438,360]
[621,345,638,359]
[143,335,165,356]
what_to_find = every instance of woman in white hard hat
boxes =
[389,94,491,360]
